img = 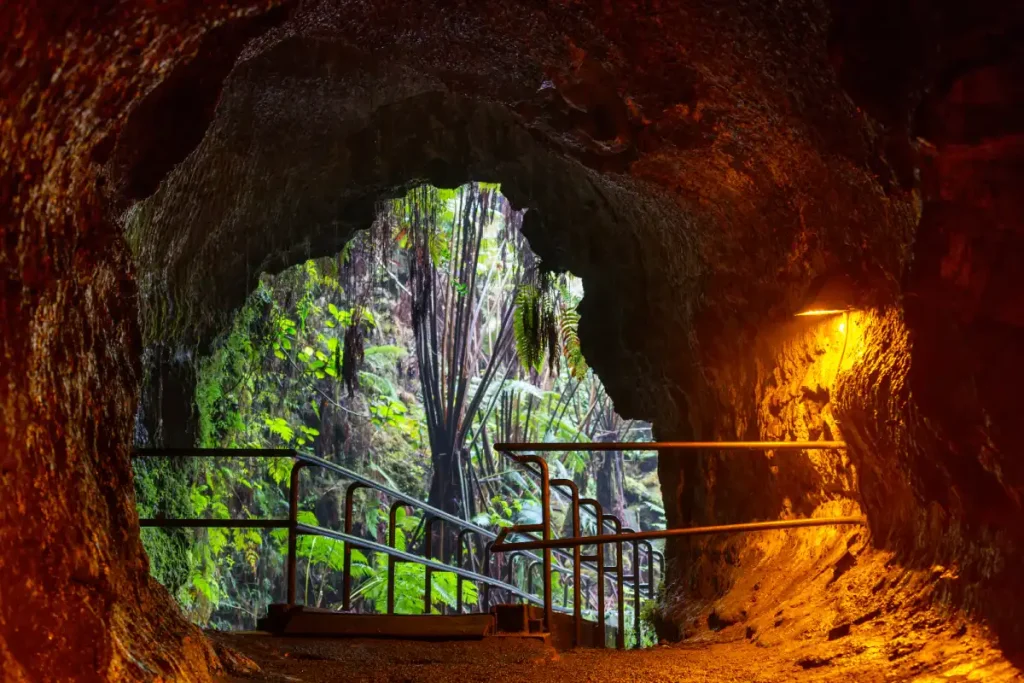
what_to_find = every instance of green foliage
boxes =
[137,182,659,637]
[558,307,588,380]
[512,276,587,379]
[352,557,479,615]
[513,284,549,373]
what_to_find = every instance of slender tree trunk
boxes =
[428,451,463,516]
[595,429,627,524]
[596,451,627,522]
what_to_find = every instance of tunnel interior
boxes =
[3,0,1024,680]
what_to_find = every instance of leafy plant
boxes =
[136,182,658,636]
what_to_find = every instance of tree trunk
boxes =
[596,450,627,525]
[428,451,463,517]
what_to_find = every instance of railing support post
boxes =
[526,560,540,595]
[603,514,625,649]
[580,499,605,648]
[456,529,475,613]
[342,482,366,611]
[286,458,304,606]
[483,541,494,611]
[640,541,655,599]
[623,530,642,648]
[387,501,406,615]
[507,454,552,632]
[552,479,582,647]
[423,516,439,614]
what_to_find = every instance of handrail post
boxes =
[579,498,605,648]
[483,541,494,610]
[507,551,527,604]
[603,514,625,649]
[286,458,305,606]
[508,454,552,632]
[387,501,406,615]
[456,529,476,613]
[640,541,655,599]
[341,482,367,611]
[623,529,642,648]
[423,515,439,614]
[551,478,582,647]
[653,550,665,596]
[526,560,541,595]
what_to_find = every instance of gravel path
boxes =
[212,632,1022,683]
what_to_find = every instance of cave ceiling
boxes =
[114,0,916,427]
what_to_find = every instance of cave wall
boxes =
[0,3,284,679]
[3,0,1024,678]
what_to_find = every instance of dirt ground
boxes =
[212,631,1023,683]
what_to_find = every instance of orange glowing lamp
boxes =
[795,309,847,317]
[794,275,857,318]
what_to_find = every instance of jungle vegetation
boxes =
[134,183,664,646]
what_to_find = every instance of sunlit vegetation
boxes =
[135,183,663,643]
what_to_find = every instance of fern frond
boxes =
[514,284,544,372]
[558,305,588,379]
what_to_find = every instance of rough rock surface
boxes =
[1,3,282,680]
[3,0,1024,680]
[213,631,1020,682]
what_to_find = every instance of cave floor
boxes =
[212,631,1022,683]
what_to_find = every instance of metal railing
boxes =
[133,449,598,628]
[491,440,865,649]
[494,449,665,647]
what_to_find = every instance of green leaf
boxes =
[190,489,210,514]
[208,528,228,555]
[191,573,216,602]
[263,416,294,444]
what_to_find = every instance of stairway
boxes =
[258,603,612,650]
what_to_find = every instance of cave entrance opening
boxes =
[133,181,664,646]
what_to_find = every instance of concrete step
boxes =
[259,605,495,639]
[259,603,611,649]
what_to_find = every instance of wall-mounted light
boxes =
[794,275,861,385]
[795,275,857,317]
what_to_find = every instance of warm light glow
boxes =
[794,308,847,317]
[838,321,846,333]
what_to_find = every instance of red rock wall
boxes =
[0,3,282,679]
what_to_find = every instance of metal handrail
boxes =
[498,441,839,594]
[294,451,578,587]
[498,455,657,628]
[495,441,848,451]
[492,516,868,550]
[296,522,545,606]
[495,449,643,649]
[133,448,562,621]
[492,439,858,649]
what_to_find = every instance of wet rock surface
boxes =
[3,0,1024,679]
